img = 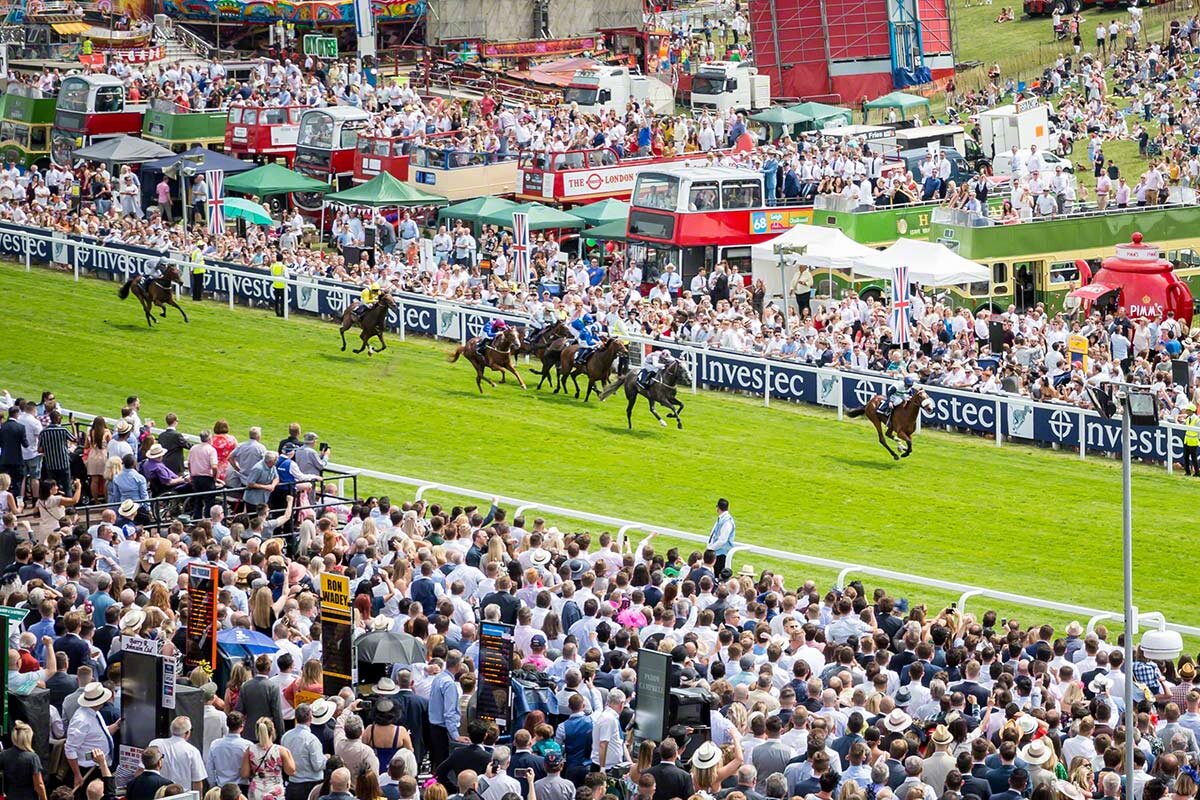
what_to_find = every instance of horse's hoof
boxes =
[893,455,900,461]
[660,419,667,427]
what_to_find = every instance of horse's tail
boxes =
[598,374,627,402]
[118,279,133,300]
[447,346,465,364]
[845,406,866,418]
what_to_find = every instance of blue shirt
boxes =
[428,669,462,737]
[90,591,116,629]
[241,460,278,506]
[107,468,148,504]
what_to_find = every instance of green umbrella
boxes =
[570,198,630,227]
[223,163,332,197]
[481,202,584,230]
[325,171,448,208]
[223,197,273,225]
[438,196,520,225]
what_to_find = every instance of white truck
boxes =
[689,61,771,114]
[562,66,675,116]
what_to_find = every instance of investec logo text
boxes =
[922,394,996,430]
[0,230,48,260]
[703,356,809,398]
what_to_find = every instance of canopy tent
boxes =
[481,202,584,230]
[580,217,629,242]
[143,145,257,175]
[863,92,931,122]
[570,198,629,227]
[223,163,332,197]
[750,224,881,299]
[749,105,811,141]
[438,196,520,225]
[224,197,274,225]
[789,101,854,130]
[73,135,174,165]
[854,238,989,285]
[325,171,448,208]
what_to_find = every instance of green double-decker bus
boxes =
[141,98,227,151]
[0,84,58,169]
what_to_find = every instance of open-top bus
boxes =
[50,74,146,166]
[141,98,228,151]
[516,146,715,206]
[224,104,303,165]
[406,144,518,202]
[292,106,371,219]
[0,83,57,168]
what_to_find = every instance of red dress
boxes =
[212,433,238,481]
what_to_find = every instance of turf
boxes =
[4,261,1200,638]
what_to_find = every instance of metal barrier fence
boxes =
[6,220,1199,469]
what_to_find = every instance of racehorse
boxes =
[599,358,692,429]
[448,327,526,393]
[117,264,188,327]
[339,291,399,356]
[522,322,574,390]
[845,388,934,460]
[518,320,569,358]
[557,338,627,401]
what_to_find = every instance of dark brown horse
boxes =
[339,291,399,355]
[599,357,692,429]
[557,338,627,401]
[448,327,526,393]
[846,387,934,460]
[118,264,188,327]
[524,322,573,391]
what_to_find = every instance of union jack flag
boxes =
[205,169,225,236]
[511,211,531,288]
[889,265,912,348]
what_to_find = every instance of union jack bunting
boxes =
[889,265,911,347]
[205,169,225,236]
[511,211,530,287]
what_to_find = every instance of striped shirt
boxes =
[38,424,75,471]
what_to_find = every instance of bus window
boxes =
[339,126,360,149]
[243,108,258,126]
[632,174,680,210]
[289,108,303,124]
[262,108,289,125]
[0,122,13,143]
[968,279,991,298]
[372,139,390,157]
[57,79,89,112]
[723,246,752,275]
[95,86,124,113]
[721,179,762,209]
[992,263,1007,285]
[1173,249,1200,268]
[29,126,46,150]
[597,148,618,166]
[1049,261,1079,284]
[688,181,720,211]
[628,240,679,285]
[12,126,29,148]
[228,106,243,124]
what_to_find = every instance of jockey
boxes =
[354,281,381,318]
[883,375,917,417]
[570,313,600,347]
[478,318,508,355]
[638,348,676,388]
[140,257,165,291]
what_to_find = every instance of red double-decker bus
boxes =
[224,104,303,164]
[50,75,146,166]
[292,106,371,219]
[626,166,814,283]
[516,146,718,206]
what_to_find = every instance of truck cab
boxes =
[563,66,675,116]
[689,61,770,114]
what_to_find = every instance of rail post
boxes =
[397,300,406,341]
[995,398,1003,447]
[283,284,289,320]
[764,361,771,407]
[835,566,861,589]
[1079,409,1087,459]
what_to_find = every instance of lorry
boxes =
[689,61,771,114]
[562,66,676,116]
[972,101,1053,161]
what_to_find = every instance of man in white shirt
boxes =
[480,746,522,800]
[147,716,207,792]
[591,689,629,769]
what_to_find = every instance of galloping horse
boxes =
[557,338,627,401]
[339,291,399,355]
[518,320,570,359]
[118,264,188,327]
[448,327,526,393]
[524,322,574,391]
[846,388,934,460]
[599,358,692,429]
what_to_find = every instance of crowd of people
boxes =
[0,393,1199,800]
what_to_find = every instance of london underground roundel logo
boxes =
[586,173,603,191]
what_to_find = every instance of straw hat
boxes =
[309,698,335,725]
[118,499,140,519]
[884,709,913,732]
[691,741,723,770]
[79,682,114,708]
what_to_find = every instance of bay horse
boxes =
[339,291,399,355]
[523,322,573,391]
[846,387,934,460]
[599,358,692,429]
[557,338,627,401]
[117,264,188,327]
[448,327,526,393]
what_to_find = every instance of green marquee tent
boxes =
[438,196,520,226]
[223,163,332,197]
[481,202,584,230]
[788,101,854,130]
[580,218,628,242]
[863,92,931,122]
[325,171,448,208]
[570,198,629,227]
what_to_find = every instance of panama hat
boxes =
[371,616,393,632]
[1065,621,1084,636]
[309,698,335,725]
[118,499,140,519]
[1088,674,1114,693]
[374,677,399,695]
[738,564,756,578]
[115,420,133,435]
[884,709,913,732]
[120,607,146,630]
[1055,780,1085,800]
[931,725,954,747]
[145,444,166,459]
[1181,663,1197,681]
[529,548,552,567]
[1015,714,1040,735]
[79,682,113,708]
[1020,739,1053,766]
[691,741,723,770]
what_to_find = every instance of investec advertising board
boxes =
[3,221,1187,464]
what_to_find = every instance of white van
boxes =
[992,148,1074,178]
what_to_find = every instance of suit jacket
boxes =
[986,766,1016,795]
[990,790,1023,800]
[54,633,92,674]
[646,761,693,800]
[395,690,430,765]
[46,670,78,711]
[126,770,173,800]
[951,680,991,708]
[886,758,907,790]
[436,743,491,788]
[509,751,547,796]
[962,774,992,800]
[236,675,284,742]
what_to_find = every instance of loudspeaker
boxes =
[989,320,1005,354]
[9,688,51,763]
